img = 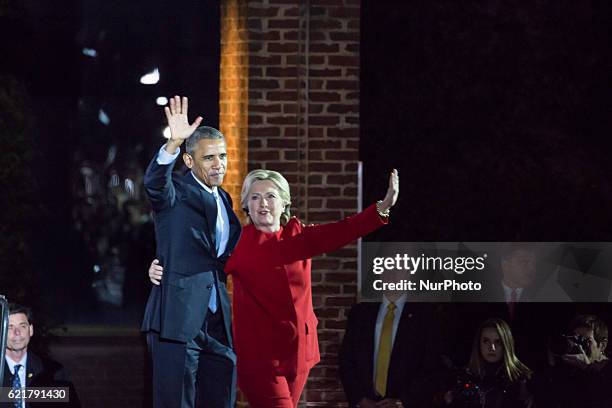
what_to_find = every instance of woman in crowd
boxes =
[441,318,533,408]
[150,168,399,407]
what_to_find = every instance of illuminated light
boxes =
[125,178,135,197]
[82,47,97,57]
[163,126,171,139]
[156,96,168,106]
[93,265,101,274]
[98,109,110,125]
[140,68,160,85]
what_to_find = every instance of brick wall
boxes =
[223,0,361,405]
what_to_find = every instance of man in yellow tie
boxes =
[340,269,440,408]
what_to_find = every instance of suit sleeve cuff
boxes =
[156,143,180,165]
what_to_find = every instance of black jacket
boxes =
[140,159,241,343]
[339,302,442,407]
[2,352,81,408]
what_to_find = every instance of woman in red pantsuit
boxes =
[225,169,399,407]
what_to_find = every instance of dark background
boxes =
[359,0,612,365]
[362,0,612,242]
[0,0,220,327]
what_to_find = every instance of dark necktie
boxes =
[508,289,518,321]
[12,364,22,408]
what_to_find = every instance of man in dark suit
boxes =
[339,286,441,408]
[141,96,241,408]
[2,304,81,408]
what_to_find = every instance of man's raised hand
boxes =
[164,95,203,144]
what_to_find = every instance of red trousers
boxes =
[239,370,309,408]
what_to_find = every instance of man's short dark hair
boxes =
[500,243,534,261]
[185,126,225,156]
[9,303,33,325]
[570,314,608,345]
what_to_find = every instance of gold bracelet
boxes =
[376,200,390,218]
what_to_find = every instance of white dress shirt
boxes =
[6,354,27,408]
[502,283,525,303]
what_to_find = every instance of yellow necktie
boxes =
[375,302,396,396]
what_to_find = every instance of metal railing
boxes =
[0,295,9,386]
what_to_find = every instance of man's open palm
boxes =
[164,95,203,141]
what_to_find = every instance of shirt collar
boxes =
[382,294,407,310]
[502,282,524,300]
[6,353,27,372]
[190,172,217,195]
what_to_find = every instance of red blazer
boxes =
[225,204,387,377]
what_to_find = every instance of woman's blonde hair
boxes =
[468,318,532,382]
[240,169,292,225]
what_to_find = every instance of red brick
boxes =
[267,115,298,125]
[330,30,359,41]
[328,198,357,208]
[324,295,356,305]
[250,55,282,65]
[310,19,343,30]
[307,128,325,138]
[327,103,359,114]
[282,6,300,17]
[327,80,359,90]
[308,186,341,196]
[309,55,327,65]
[266,161,298,172]
[327,174,356,184]
[250,79,280,89]
[268,19,299,29]
[268,42,300,53]
[309,43,340,53]
[267,138,298,148]
[309,92,341,102]
[250,104,282,113]
[283,127,299,137]
[267,91,298,101]
[267,66,298,77]
[249,150,280,161]
[329,55,359,66]
[308,162,343,173]
[309,139,341,149]
[247,6,281,17]
[327,128,358,138]
[309,68,342,77]
[325,150,358,160]
[309,115,340,126]
[249,127,280,137]
[249,30,281,41]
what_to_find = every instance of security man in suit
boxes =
[141,96,241,408]
[340,268,441,408]
[3,303,81,408]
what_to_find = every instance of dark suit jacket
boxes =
[2,353,81,408]
[140,158,241,343]
[339,302,441,408]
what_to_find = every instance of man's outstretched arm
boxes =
[144,95,203,211]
